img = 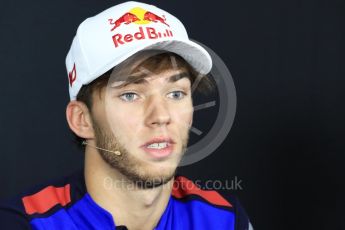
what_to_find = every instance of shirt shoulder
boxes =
[0,170,85,229]
[171,175,253,230]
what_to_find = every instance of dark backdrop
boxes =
[0,0,344,229]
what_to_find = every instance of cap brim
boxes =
[142,39,212,75]
[91,39,213,80]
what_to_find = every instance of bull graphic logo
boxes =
[108,7,170,31]
[143,11,169,27]
[108,12,140,31]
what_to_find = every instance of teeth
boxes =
[147,142,168,149]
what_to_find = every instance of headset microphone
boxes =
[82,141,122,156]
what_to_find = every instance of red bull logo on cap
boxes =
[108,7,173,48]
[68,63,77,86]
[108,12,140,31]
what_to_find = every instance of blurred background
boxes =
[0,0,344,229]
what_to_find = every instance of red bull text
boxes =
[112,26,173,48]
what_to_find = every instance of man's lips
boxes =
[141,137,175,147]
[140,137,175,159]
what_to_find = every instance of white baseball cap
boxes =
[65,1,212,100]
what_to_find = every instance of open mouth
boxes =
[141,138,175,159]
[146,142,170,149]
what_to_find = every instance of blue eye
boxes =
[167,91,186,100]
[119,92,139,102]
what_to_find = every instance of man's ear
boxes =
[66,101,95,139]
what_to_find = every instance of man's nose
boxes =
[144,96,171,127]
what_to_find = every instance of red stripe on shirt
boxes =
[22,184,71,215]
[172,176,232,208]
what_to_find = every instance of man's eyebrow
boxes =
[110,75,148,88]
[111,72,190,89]
[167,72,190,83]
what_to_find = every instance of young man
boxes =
[0,1,252,229]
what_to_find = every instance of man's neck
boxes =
[84,148,173,230]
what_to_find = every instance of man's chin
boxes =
[131,151,183,188]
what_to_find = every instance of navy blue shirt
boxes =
[0,171,252,229]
